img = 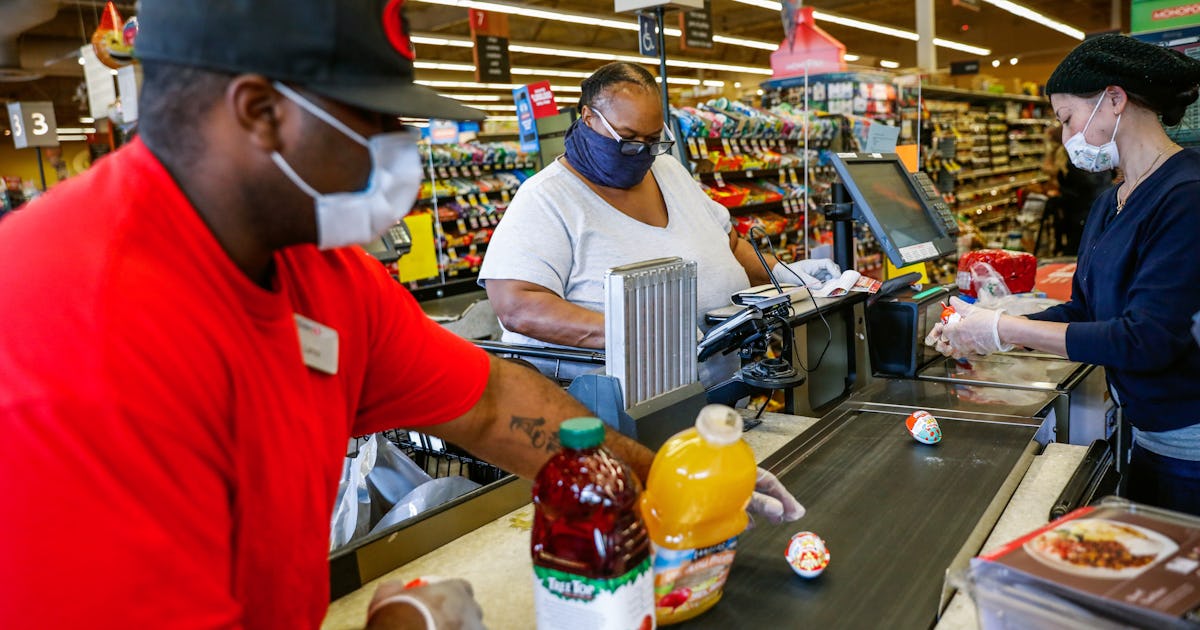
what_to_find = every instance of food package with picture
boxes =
[964,498,1200,629]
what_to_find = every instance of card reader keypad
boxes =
[913,172,959,236]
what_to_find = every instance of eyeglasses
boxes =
[590,107,676,156]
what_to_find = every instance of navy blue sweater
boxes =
[1027,150,1200,431]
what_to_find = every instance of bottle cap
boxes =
[694,404,744,446]
[559,417,606,450]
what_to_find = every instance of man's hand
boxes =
[747,467,806,525]
[366,578,484,630]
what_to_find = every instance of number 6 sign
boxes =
[6,102,59,149]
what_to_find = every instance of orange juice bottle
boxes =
[639,405,757,625]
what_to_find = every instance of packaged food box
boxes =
[960,498,1200,629]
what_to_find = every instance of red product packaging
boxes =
[956,249,1037,298]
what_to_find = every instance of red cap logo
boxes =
[382,0,415,61]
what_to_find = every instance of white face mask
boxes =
[1063,94,1121,172]
[270,82,422,250]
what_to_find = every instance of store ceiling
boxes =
[0,0,1121,127]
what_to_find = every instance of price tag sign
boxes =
[687,137,700,159]
[472,165,483,177]
[7,102,58,149]
[721,138,733,156]
[789,168,801,186]
[500,189,511,203]
[479,192,490,205]
[456,218,467,233]
[699,140,710,159]
[713,172,726,188]
[745,169,755,179]
[468,193,480,206]
[778,169,787,186]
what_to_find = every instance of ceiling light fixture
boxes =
[437,94,503,102]
[979,0,1085,40]
[992,59,1002,68]
[727,0,991,55]
[416,79,582,93]
[880,60,901,69]
[1010,57,1019,65]
[843,54,861,62]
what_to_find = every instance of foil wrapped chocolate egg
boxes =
[786,531,830,578]
[906,410,942,445]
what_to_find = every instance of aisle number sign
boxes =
[7,102,58,149]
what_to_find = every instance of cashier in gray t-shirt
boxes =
[479,62,837,389]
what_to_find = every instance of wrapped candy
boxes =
[906,410,942,445]
[786,531,830,578]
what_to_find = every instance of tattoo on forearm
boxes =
[510,415,561,453]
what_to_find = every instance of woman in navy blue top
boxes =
[930,34,1200,516]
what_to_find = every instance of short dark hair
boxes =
[578,62,659,111]
[138,61,233,160]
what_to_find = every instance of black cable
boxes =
[756,391,772,419]
[746,225,834,373]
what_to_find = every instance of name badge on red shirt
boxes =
[294,313,338,375]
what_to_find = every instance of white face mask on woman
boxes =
[1063,93,1121,172]
[270,82,422,250]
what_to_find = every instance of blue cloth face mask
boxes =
[564,109,659,189]
[270,82,422,250]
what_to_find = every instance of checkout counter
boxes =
[334,151,1116,628]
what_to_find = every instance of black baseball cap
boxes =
[135,0,485,121]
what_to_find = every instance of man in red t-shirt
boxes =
[0,2,802,628]
[0,1,659,628]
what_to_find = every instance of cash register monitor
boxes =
[830,153,958,268]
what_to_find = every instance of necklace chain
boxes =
[1117,146,1172,212]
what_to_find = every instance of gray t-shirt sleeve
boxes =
[477,181,573,297]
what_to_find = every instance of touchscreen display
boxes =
[843,161,943,248]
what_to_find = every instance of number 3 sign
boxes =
[6,102,58,149]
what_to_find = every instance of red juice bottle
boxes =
[531,417,655,630]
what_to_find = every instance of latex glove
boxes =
[940,296,1014,359]
[367,578,485,630]
[747,467,806,526]
[772,258,841,288]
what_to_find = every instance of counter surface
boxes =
[321,412,1085,630]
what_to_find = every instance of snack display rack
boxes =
[403,139,539,300]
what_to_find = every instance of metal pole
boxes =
[35,148,47,191]
[655,6,670,125]
[803,66,810,260]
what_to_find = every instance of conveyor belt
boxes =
[680,408,1039,629]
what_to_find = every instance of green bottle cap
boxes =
[559,417,606,450]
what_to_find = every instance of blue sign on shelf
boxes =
[513,85,540,153]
